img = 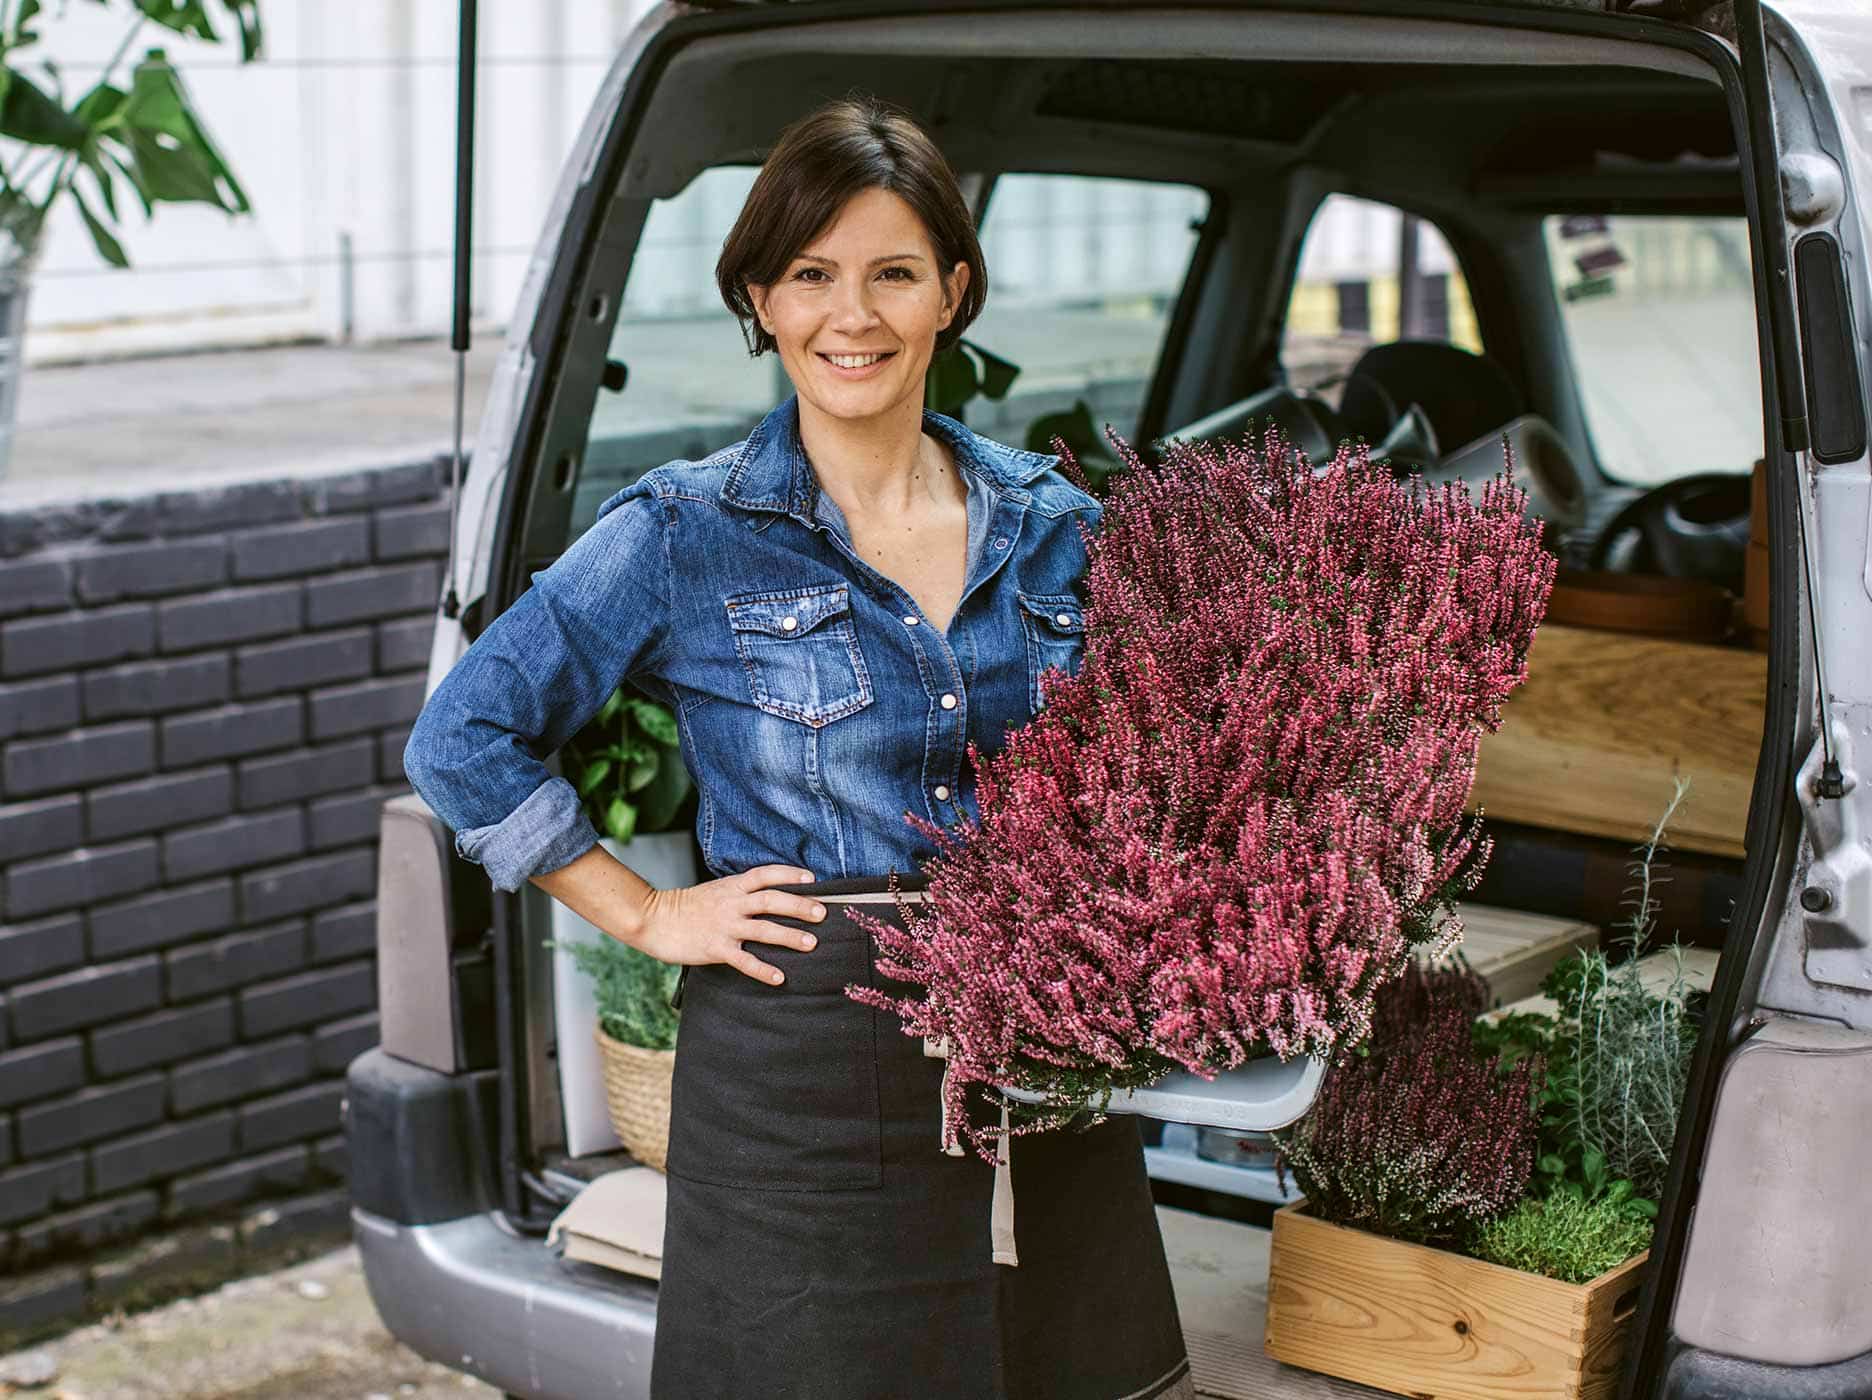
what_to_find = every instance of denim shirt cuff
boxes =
[454,776,599,892]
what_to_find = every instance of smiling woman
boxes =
[750,189,962,419]
[401,93,1195,1400]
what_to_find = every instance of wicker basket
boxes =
[594,1026,675,1173]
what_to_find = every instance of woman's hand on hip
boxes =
[636,865,825,985]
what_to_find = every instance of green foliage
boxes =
[1471,780,1700,1212]
[563,688,693,846]
[921,336,1127,496]
[0,0,261,264]
[1558,781,1700,1200]
[1467,1185,1654,1283]
[924,336,1019,420]
[544,934,680,1052]
[1025,398,1122,494]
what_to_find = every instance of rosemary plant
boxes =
[1561,777,1700,1199]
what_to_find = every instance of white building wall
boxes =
[22,0,652,365]
[19,4,1419,366]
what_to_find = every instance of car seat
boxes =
[1344,340,1524,454]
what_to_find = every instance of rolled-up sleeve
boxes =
[403,485,671,891]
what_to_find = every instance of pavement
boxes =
[0,1246,497,1400]
[0,303,1171,511]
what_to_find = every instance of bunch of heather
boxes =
[847,426,1555,1161]
[1275,963,1542,1245]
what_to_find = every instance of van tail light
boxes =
[376,794,496,1074]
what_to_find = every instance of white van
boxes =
[346,2,1872,1396]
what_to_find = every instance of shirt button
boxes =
[1055,612,1073,627]
[934,785,951,801]
[940,693,958,710]
[994,537,1009,550]
[781,615,798,631]
[903,615,919,627]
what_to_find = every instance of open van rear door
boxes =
[1625,3,1872,1397]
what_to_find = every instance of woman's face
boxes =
[748,185,969,428]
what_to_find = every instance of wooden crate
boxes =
[1265,1202,1648,1400]
[1469,624,1767,859]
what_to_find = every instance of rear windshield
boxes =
[1544,214,1761,486]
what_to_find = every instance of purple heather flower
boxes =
[847,426,1556,1162]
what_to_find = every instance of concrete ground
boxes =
[0,1246,496,1400]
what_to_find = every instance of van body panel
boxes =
[1671,1018,1872,1365]
[423,2,687,679]
[354,1206,657,1400]
[1656,4,1872,1385]
[1715,6,1872,1031]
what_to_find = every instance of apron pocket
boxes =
[664,930,883,1192]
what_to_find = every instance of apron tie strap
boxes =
[929,1036,966,1158]
[991,1099,1018,1267]
[925,1034,1018,1265]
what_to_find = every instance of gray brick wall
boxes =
[0,458,441,1293]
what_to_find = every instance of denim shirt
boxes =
[402,393,1100,892]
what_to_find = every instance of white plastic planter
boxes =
[549,832,696,1157]
[1000,1051,1327,1132]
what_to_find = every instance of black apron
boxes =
[649,877,1194,1400]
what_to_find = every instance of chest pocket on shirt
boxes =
[1016,590,1086,713]
[725,583,875,728]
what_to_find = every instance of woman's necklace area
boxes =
[837,434,970,632]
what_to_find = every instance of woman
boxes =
[403,95,1193,1400]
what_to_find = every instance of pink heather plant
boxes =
[1274,961,1541,1244]
[847,426,1556,1162]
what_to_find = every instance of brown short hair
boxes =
[716,93,987,358]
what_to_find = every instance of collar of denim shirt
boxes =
[718,393,1059,528]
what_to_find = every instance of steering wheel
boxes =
[1585,471,1753,581]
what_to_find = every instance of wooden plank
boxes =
[1156,1206,1390,1400]
[1265,1202,1648,1400]
[1431,906,1600,1008]
[1479,947,1720,1025]
[1469,624,1767,859]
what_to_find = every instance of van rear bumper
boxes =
[1666,1342,1872,1399]
[352,1204,657,1400]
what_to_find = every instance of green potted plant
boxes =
[927,335,1127,491]
[545,686,696,1164]
[0,0,264,474]
[546,933,682,1173]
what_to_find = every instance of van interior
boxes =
[415,7,1810,1397]
[532,16,1762,974]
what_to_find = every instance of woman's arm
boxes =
[406,484,827,982]
[403,488,670,892]
[532,845,827,986]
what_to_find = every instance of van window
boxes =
[574,169,1208,531]
[1543,214,1761,486]
[967,173,1210,444]
[1281,194,1482,394]
[575,165,777,532]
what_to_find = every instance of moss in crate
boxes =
[1469,1188,1653,1284]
